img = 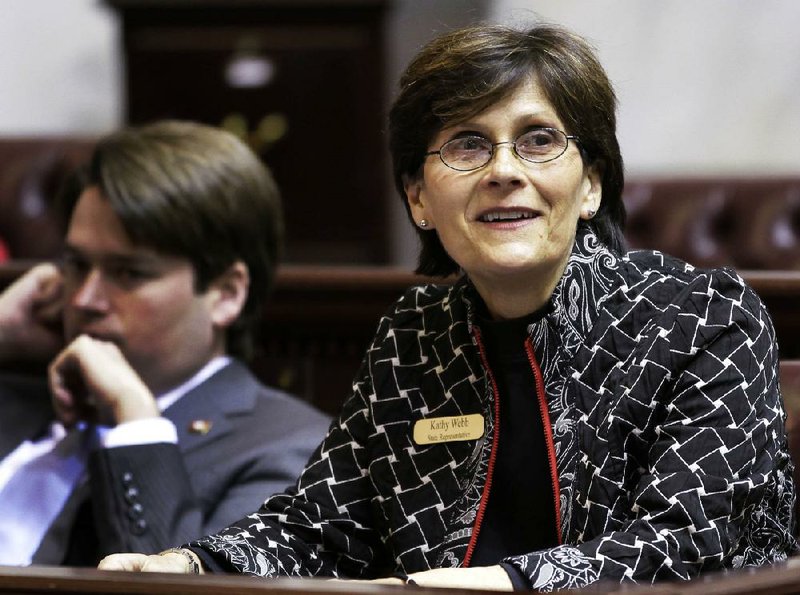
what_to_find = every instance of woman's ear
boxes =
[579,161,603,220]
[404,174,434,229]
[206,261,250,329]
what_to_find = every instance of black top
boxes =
[471,304,559,584]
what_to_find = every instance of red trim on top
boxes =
[463,327,501,567]
[525,340,562,544]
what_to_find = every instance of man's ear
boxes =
[207,261,250,329]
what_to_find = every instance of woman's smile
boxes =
[476,207,541,226]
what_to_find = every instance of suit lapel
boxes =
[163,360,259,455]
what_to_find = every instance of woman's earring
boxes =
[419,219,429,228]
[585,209,596,220]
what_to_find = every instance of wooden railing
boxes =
[256,266,800,413]
[3,263,800,414]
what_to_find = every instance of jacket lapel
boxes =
[163,359,259,455]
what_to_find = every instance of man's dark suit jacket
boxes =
[0,360,331,566]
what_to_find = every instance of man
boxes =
[0,121,330,566]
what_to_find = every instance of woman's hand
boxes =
[345,566,512,590]
[99,550,203,574]
[404,566,513,590]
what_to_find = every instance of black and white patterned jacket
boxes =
[192,227,796,590]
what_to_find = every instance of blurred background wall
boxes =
[491,0,800,177]
[0,0,121,135]
[0,0,798,267]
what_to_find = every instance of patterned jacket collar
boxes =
[456,223,621,345]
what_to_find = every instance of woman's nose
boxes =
[483,143,525,187]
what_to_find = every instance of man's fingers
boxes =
[0,262,65,362]
[33,266,64,315]
[48,337,97,426]
[49,335,157,425]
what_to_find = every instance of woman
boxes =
[100,23,796,590]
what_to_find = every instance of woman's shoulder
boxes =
[363,280,470,359]
[617,248,763,313]
[382,279,466,326]
[389,280,458,309]
[608,250,778,368]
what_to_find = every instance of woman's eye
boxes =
[519,130,556,150]
[448,137,489,154]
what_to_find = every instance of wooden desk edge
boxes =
[3,561,800,595]
[0,564,459,595]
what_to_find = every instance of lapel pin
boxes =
[189,419,213,435]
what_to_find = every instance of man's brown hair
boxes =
[60,120,284,359]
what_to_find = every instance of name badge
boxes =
[413,413,484,445]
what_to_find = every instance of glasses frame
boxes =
[425,127,581,172]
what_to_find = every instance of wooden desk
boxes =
[0,565,477,595]
[3,560,800,595]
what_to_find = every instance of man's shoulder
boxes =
[250,380,331,426]
[202,360,330,428]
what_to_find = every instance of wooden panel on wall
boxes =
[105,0,390,265]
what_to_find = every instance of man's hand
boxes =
[99,550,204,574]
[49,335,158,427]
[0,263,64,362]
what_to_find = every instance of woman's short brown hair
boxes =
[59,120,284,359]
[389,23,625,277]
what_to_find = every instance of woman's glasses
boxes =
[425,127,580,172]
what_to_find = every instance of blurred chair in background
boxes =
[0,139,94,261]
[624,177,800,269]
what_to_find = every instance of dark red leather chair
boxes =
[624,178,800,270]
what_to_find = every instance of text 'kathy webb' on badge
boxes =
[413,413,484,445]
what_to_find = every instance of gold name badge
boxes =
[413,413,484,445]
